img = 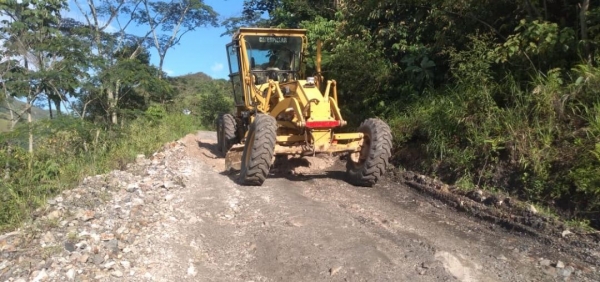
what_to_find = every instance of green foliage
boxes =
[169,72,234,128]
[0,0,70,104]
[495,20,576,74]
[569,143,600,201]
[235,0,600,225]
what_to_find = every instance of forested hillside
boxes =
[1,0,599,231]
[169,72,234,127]
[235,0,600,228]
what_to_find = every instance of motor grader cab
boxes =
[217,27,392,186]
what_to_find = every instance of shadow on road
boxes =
[196,139,222,158]
[218,156,352,186]
[220,169,351,186]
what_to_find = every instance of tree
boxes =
[0,0,70,153]
[580,0,593,66]
[134,0,218,78]
[241,0,337,28]
[79,45,174,124]
[71,0,217,124]
[71,0,143,125]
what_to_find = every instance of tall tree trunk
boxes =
[107,89,118,124]
[6,99,17,130]
[27,98,33,154]
[52,94,63,116]
[115,80,120,124]
[580,0,592,66]
[3,142,10,180]
[54,98,61,116]
[48,96,54,119]
[158,56,165,79]
[543,0,548,20]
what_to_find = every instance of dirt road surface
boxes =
[1,131,598,282]
[123,131,597,281]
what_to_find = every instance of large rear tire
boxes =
[217,113,237,156]
[238,114,277,186]
[346,118,392,187]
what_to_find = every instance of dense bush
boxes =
[241,0,600,227]
[390,65,600,226]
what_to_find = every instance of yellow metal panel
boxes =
[298,83,332,121]
[311,130,331,151]
[329,97,343,123]
[269,97,304,124]
[334,133,363,140]
[237,28,307,36]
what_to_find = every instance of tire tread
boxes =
[346,118,393,187]
[239,114,277,186]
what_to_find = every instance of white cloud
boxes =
[164,69,175,76]
[210,63,224,73]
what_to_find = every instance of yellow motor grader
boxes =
[217,27,392,186]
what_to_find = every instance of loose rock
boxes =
[330,266,342,276]
[111,270,124,277]
[64,242,76,252]
[93,254,105,266]
[77,210,95,222]
[126,183,139,193]
[65,269,75,280]
[561,230,572,237]
[527,204,538,214]
[42,231,56,244]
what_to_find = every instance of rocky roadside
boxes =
[0,140,189,281]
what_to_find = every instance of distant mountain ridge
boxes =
[168,71,230,98]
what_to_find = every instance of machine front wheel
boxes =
[346,118,392,187]
[238,114,277,186]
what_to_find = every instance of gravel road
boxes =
[1,131,598,282]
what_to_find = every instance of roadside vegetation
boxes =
[1,0,599,231]
[236,0,600,228]
[0,0,232,231]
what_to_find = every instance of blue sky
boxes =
[66,0,247,80]
[153,0,245,79]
